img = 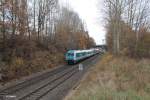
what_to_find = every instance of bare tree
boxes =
[0,0,6,49]
[104,0,125,55]
[104,0,150,55]
[125,0,150,42]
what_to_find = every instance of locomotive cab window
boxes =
[67,53,74,56]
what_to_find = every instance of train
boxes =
[65,49,100,64]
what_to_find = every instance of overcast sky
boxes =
[60,0,106,45]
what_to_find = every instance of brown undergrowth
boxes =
[66,53,150,100]
[0,39,65,84]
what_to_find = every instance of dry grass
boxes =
[66,54,150,100]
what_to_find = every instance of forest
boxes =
[104,0,150,57]
[0,0,95,82]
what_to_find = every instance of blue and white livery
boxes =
[65,49,100,64]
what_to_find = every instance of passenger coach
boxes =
[65,49,99,64]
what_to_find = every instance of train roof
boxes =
[67,49,93,53]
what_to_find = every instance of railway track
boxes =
[19,67,78,100]
[0,65,77,100]
[0,65,69,94]
[0,54,100,100]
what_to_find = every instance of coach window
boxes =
[76,53,80,57]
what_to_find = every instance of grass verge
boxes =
[65,53,150,100]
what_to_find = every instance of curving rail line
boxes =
[0,54,100,100]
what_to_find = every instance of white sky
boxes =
[60,0,106,45]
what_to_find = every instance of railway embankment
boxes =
[65,54,150,100]
[0,43,65,85]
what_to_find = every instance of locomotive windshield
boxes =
[67,53,74,57]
